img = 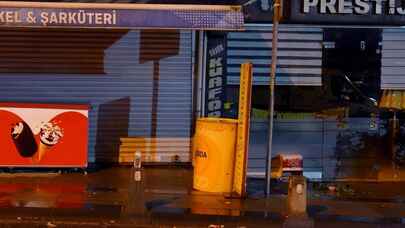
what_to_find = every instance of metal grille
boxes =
[0,28,193,164]
[382,29,405,90]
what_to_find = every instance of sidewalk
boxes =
[0,166,403,227]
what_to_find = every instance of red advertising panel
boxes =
[0,103,88,167]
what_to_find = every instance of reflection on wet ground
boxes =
[331,131,405,181]
[0,166,402,227]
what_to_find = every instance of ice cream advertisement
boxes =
[0,103,88,167]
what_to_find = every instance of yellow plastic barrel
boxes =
[192,118,238,193]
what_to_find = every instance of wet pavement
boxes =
[0,166,403,227]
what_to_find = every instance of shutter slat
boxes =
[382,29,405,90]
[227,25,323,86]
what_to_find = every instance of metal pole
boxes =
[266,0,280,197]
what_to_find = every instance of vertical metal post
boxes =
[266,0,281,197]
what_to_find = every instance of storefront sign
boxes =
[0,8,117,27]
[292,0,405,25]
[0,103,88,168]
[303,0,404,15]
[245,0,405,25]
[0,5,244,30]
[205,33,227,117]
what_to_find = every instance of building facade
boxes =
[202,0,405,180]
[0,1,243,167]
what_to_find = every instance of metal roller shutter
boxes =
[382,29,405,90]
[0,28,193,164]
[227,24,323,86]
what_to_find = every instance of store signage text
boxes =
[0,7,243,29]
[207,46,224,117]
[0,8,117,27]
[205,33,227,117]
[245,0,405,25]
[284,0,405,25]
[195,150,208,159]
[303,0,405,15]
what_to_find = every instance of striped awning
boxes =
[0,1,244,30]
[379,90,405,110]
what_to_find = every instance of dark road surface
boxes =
[0,166,402,227]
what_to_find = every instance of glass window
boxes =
[228,27,405,180]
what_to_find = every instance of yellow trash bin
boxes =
[192,118,238,193]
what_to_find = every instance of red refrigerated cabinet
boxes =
[0,102,89,168]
